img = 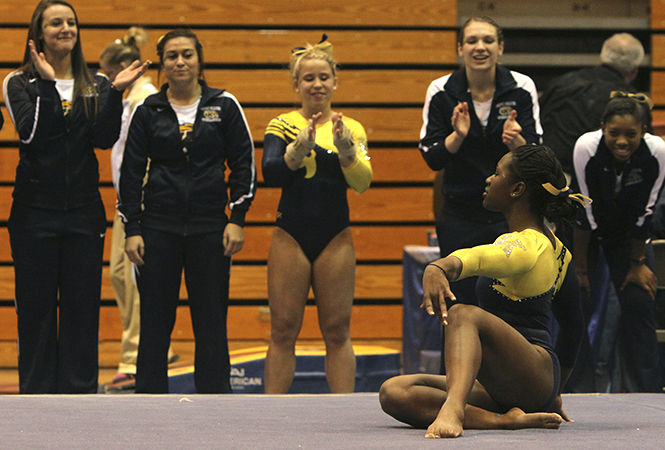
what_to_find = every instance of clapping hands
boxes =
[112,59,151,91]
[502,110,524,149]
[28,40,55,80]
[332,112,356,159]
[451,102,471,139]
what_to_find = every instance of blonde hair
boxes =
[289,34,337,84]
[100,27,149,67]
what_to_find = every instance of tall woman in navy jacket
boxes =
[118,29,256,393]
[2,0,148,393]
[419,16,542,372]
[420,16,542,308]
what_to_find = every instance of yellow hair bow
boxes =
[291,34,332,57]
[541,183,592,208]
[610,91,654,110]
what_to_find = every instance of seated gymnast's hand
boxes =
[125,235,145,266]
[421,264,456,325]
[577,272,591,300]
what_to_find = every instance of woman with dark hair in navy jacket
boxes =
[118,29,256,394]
[419,16,542,373]
[2,0,148,394]
[572,94,665,392]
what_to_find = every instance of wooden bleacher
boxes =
[652,7,665,124]
[0,0,459,367]
[1,0,663,369]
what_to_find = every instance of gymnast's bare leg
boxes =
[380,304,563,437]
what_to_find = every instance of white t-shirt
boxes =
[171,99,201,159]
[171,100,199,126]
[473,98,492,127]
[55,79,74,116]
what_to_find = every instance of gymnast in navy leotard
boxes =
[262,35,372,394]
[380,145,586,439]
[264,111,369,262]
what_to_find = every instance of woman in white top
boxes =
[100,26,177,389]
[2,0,148,393]
[118,29,256,393]
[418,16,542,373]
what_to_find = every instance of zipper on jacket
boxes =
[182,119,195,237]
[183,147,193,237]
[64,110,72,210]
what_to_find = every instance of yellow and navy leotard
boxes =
[262,111,372,262]
[451,229,582,361]
[451,229,584,411]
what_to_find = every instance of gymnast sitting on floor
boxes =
[380,144,586,438]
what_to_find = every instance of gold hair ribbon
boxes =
[610,91,654,110]
[541,183,592,208]
[291,33,331,57]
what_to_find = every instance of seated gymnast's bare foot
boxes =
[425,403,465,438]
[504,407,563,430]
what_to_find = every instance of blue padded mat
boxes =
[168,345,401,394]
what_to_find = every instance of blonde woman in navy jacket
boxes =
[2,0,148,394]
[118,29,256,393]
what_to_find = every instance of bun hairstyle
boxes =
[509,145,581,227]
[289,34,337,84]
[100,27,149,67]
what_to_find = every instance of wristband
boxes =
[287,136,314,163]
[333,124,355,157]
[427,263,448,279]
[630,257,647,266]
